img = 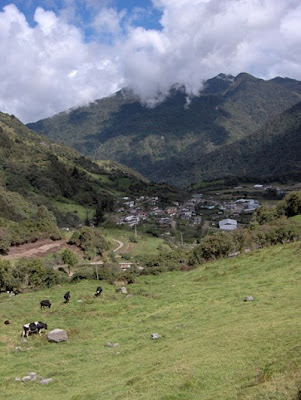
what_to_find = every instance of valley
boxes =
[0,72,301,400]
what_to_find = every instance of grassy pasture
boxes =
[0,242,301,399]
[104,228,171,258]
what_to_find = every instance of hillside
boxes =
[0,242,300,399]
[27,73,301,186]
[0,112,180,250]
[171,100,301,184]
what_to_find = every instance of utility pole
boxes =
[134,223,138,239]
[180,231,183,246]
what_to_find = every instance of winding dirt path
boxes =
[112,239,124,253]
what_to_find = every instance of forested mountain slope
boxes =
[27,73,301,186]
[186,100,301,183]
[0,112,180,250]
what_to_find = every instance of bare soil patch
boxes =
[2,239,82,260]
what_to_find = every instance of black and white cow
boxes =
[95,286,103,297]
[40,299,51,309]
[64,291,70,303]
[21,321,48,338]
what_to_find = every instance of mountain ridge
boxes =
[27,73,301,186]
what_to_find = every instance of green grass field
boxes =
[103,228,171,258]
[1,242,301,399]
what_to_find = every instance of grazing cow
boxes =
[6,288,20,295]
[64,291,70,303]
[21,321,48,338]
[95,286,103,297]
[40,299,51,309]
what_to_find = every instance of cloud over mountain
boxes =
[1,0,301,122]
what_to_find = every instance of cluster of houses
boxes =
[114,190,263,234]
[116,194,205,229]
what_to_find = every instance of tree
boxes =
[94,205,105,227]
[61,249,79,275]
[277,191,301,217]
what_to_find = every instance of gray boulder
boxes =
[116,286,128,294]
[47,329,68,343]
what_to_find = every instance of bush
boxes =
[68,226,108,259]
[277,191,301,217]
[0,258,68,291]
[189,216,301,266]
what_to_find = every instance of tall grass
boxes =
[0,242,300,399]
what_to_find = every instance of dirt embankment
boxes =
[2,239,82,260]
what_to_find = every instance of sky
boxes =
[1,0,301,123]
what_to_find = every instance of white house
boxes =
[219,218,238,231]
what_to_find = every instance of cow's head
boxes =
[38,322,48,330]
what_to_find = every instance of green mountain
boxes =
[0,112,180,250]
[27,73,301,186]
[165,100,301,184]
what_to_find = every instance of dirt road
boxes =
[2,239,81,260]
[112,239,124,252]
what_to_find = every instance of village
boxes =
[111,184,283,240]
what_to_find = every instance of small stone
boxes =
[15,377,21,381]
[113,343,120,347]
[76,299,83,303]
[22,376,31,382]
[116,351,120,355]
[244,296,254,302]
[105,342,113,347]
[39,378,53,385]
[151,333,161,340]
[28,372,37,380]
[15,346,22,352]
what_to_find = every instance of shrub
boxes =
[68,226,108,259]
[189,216,301,266]
[277,191,301,217]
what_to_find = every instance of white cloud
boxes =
[0,0,301,123]
[0,4,123,122]
[120,0,301,101]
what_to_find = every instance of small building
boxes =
[193,216,202,225]
[119,262,135,271]
[166,207,178,215]
[219,218,237,231]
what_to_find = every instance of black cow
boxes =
[64,291,70,303]
[21,321,48,338]
[40,299,51,309]
[95,286,103,297]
